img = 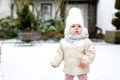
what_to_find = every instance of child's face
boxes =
[69,24,82,36]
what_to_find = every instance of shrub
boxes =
[112,0,120,30]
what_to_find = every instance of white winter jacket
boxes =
[51,38,96,75]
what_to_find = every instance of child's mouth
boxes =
[75,31,78,33]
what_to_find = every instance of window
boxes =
[41,3,52,21]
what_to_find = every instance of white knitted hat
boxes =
[64,7,89,42]
[65,7,85,35]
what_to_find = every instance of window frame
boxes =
[41,3,52,21]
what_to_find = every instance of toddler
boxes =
[51,7,96,80]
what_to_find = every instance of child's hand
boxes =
[79,60,86,68]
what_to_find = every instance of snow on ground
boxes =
[89,43,120,80]
[0,39,120,80]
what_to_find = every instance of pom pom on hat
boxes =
[68,7,82,16]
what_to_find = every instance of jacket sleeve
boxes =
[82,39,96,64]
[50,42,64,67]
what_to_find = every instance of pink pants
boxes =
[65,74,87,80]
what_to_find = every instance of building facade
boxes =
[0,0,116,39]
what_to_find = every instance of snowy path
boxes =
[0,41,120,80]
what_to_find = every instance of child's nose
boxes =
[75,26,79,29]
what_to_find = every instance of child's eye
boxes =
[71,25,75,28]
[78,25,81,28]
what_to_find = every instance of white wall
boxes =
[96,0,116,34]
[0,0,11,19]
